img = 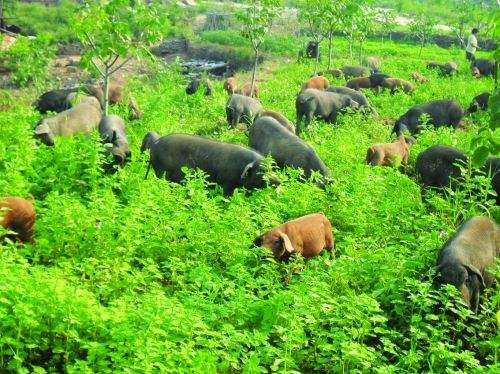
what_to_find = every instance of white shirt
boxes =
[466,34,478,53]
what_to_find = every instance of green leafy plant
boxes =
[74,0,168,115]
[320,0,346,70]
[0,10,498,372]
[0,34,55,87]
[408,11,436,57]
[236,0,282,94]
[378,8,397,43]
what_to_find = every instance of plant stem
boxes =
[104,65,109,116]
[250,48,258,96]
[327,32,333,70]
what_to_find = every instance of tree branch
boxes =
[84,32,98,51]
[109,56,132,75]
[104,54,113,67]
[108,53,119,69]
[91,57,105,78]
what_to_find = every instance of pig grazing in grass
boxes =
[0,197,36,244]
[366,136,415,167]
[34,96,102,146]
[346,77,372,91]
[415,145,468,189]
[249,115,331,188]
[301,76,329,91]
[253,213,334,260]
[141,132,277,195]
[466,92,490,114]
[226,94,263,128]
[392,99,464,136]
[295,89,359,133]
[99,115,131,168]
[435,216,499,313]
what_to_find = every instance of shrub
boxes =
[0,34,55,87]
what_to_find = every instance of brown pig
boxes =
[319,69,344,79]
[0,197,36,244]
[237,82,260,98]
[301,76,329,91]
[223,77,238,95]
[381,78,414,94]
[346,77,372,90]
[258,110,295,134]
[253,213,334,260]
[410,71,428,83]
[366,135,415,167]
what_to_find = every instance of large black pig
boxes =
[140,132,277,195]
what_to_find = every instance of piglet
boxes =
[366,135,415,167]
[253,213,334,260]
[0,197,36,244]
[301,76,329,91]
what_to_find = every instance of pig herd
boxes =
[1,56,498,314]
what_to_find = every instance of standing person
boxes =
[465,28,479,64]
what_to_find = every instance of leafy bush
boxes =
[0,34,55,87]
[10,0,78,43]
[200,30,306,56]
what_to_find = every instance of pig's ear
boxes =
[279,232,294,254]
[34,122,50,135]
[240,161,256,180]
[464,264,485,289]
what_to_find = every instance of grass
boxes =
[0,31,498,372]
[9,0,79,43]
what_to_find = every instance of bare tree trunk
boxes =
[327,32,333,70]
[103,65,110,116]
[314,41,320,75]
[455,31,465,49]
[358,39,363,65]
[495,60,498,90]
[349,36,353,63]
[0,0,4,29]
[459,23,465,48]
[250,49,258,96]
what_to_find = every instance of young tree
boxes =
[297,0,325,75]
[354,6,375,64]
[74,0,168,115]
[237,0,282,95]
[409,11,435,57]
[340,1,358,63]
[341,1,374,64]
[450,0,474,48]
[378,8,397,43]
[322,0,346,70]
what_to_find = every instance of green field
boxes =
[0,5,499,372]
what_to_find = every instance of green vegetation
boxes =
[0,34,55,87]
[9,0,78,43]
[74,0,168,114]
[237,0,282,93]
[374,0,495,33]
[0,2,499,373]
